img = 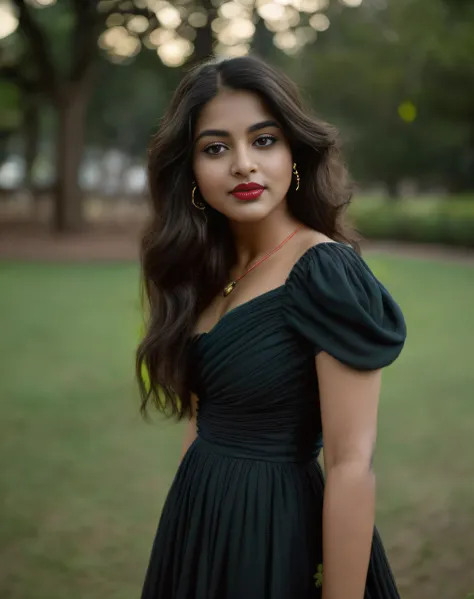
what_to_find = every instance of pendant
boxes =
[223,281,237,297]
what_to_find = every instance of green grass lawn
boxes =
[0,256,473,599]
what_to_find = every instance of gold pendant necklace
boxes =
[223,225,304,297]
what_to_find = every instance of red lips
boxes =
[231,182,264,193]
[231,182,265,201]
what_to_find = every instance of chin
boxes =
[227,203,275,223]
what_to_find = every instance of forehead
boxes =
[195,89,275,133]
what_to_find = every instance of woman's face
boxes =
[192,89,293,223]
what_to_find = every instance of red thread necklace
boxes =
[223,225,304,297]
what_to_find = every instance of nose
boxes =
[231,144,257,178]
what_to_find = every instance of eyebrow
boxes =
[195,120,280,143]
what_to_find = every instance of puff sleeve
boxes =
[284,243,407,370]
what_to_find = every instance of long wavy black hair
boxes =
[136,55,358,420]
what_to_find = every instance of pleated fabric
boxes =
[284,243,407,370]
[141,242,406,599]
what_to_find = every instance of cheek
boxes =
[192,152,206,183]
[193,155,226,205]
[269,150,293,190]
[194,152,221,178]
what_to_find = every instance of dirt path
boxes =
[1,225,473,265]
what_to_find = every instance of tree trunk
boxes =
[252,18,274,58]
[193,25,214,63]
[23,99,39,189]
[53,71,94,232]
[191,0,215,64]
[22,97,41,219]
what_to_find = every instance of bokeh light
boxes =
[106,13,125,27]
[188,11,208,28]
[157,37,194,67]
[96,0,363,66]
[274,30,298,51]
[148,27,175,46]
[0,3,18,40]
[309,13,330,31]
[218,18,256,45]
[215,42,250,58]
[300,0,319,10]
[301,0,329,10]
[211,17,227,34]
[265,19,291,33]
[286,7,301,27]
[126,15,150,34]
[156,5,182,29]
[99,25,141,60]
[257,3,286,21]
[398,101,417,123]
[219,1,247,19]
[28,0,56,6]
[93,0,355,67]
[0,0,365,68]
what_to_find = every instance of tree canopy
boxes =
[0,0,473,229]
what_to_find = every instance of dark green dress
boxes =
[141,243,407,599]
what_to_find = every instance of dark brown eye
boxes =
[204,143,226,155]
[254,135,277,147]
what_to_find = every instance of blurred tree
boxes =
[1,0,335,231]
[86,50,178,159]
[0,36,41,187]
[0,79,22,164]
[5,0,160,230]
[425,0,474,190]
[301,0,474,196]
[2,0,472,227]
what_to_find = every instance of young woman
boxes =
[137,55,406,599]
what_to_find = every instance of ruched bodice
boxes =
[192,287,322,462]
[141,243,407,599]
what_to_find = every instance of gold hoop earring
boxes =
[192,184,206,210]
[293,163,300,191]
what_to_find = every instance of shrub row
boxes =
[348,196,474,248]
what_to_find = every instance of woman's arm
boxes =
[179,393,199,463]
[316,351,381,599]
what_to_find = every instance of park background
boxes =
[0,1,473,598]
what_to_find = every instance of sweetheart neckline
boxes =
[192,241,350,341]
[192,285,285,341]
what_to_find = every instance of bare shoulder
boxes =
[292,228,336,260]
